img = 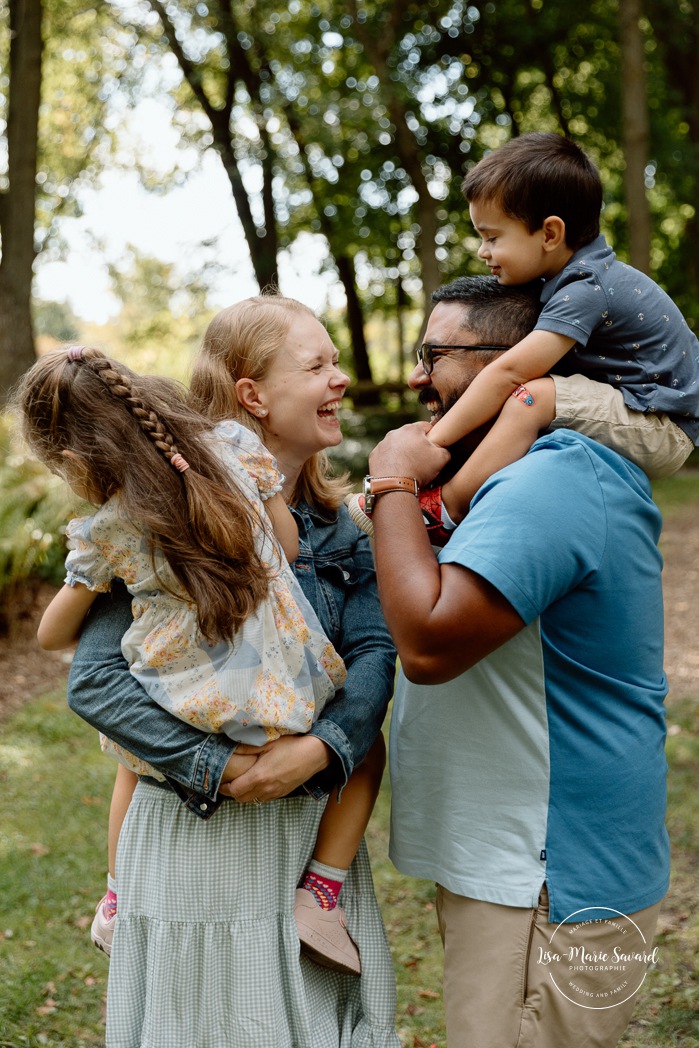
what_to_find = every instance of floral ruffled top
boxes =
[65,420,346,778]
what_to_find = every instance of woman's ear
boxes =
[542,216,567,251]
[235,377,267,418]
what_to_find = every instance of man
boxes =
[367,276,669,1048]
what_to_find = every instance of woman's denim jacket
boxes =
[67,500,396,820]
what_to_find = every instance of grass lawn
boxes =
[0,475,697,1047]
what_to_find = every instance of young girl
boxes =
[16,345,368,974]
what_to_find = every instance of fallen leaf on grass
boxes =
[30,842,50,856]
[418,989,440,1000]
[81,794,104,807]
[36,998,58,1016]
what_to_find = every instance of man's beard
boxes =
[417,386,463,422]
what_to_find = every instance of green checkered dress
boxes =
[107,782,400,1047]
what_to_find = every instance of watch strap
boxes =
[363,475,419,515]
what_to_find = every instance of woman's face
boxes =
[255,313,350,464]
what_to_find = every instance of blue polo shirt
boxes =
[389,430,670,922]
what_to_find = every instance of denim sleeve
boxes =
[307,527,396,796]
[67,583,235,820]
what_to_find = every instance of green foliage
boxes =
[101,243,217,378]
[0,1,136,257]
[32,298,81,343]
[110,0,699,317]
[0,692,112,1047]
[0,417,81,630]
[652,468,699,516]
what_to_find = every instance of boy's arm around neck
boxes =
[428,329,575,448]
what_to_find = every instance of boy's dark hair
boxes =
[432,276,541,348]
[462,133,602,250]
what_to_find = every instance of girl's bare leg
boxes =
[108,764,139,877]
[295,734,387,972]
[312,733,386,870]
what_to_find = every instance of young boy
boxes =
[351,134,699,544]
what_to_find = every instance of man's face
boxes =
[409,301,501,423]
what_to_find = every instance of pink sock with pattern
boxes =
[104,889,117,920]
[301,860,347,911]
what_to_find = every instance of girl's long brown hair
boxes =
[189,293,351,512]
[14,347,270,642]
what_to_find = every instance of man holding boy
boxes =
[368,276,669,1048]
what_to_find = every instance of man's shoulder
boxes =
[473,429,653,510]
[523,428,624,469]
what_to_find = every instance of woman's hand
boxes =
[220,750,259,782]
[218,735,332,803]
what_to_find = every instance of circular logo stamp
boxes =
[536,907,659,1010]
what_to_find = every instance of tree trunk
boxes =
[146,0,279,291]
[335,255,379,404]
[619,0,651,273]
[0,0,43,403]
[347,0,442,320]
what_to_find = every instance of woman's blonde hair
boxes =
[190,293,350,511]
[15,347,270,642]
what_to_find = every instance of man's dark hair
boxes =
[432,276,541,349]
[462,133,602,250]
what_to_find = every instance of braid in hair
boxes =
[16,345,272,641]
[77,348,188,473]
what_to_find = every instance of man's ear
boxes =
[235,377,266,416]
[541,216,567,251]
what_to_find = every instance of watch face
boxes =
[362,476,375,515]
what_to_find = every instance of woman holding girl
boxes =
[32,294,399,1047]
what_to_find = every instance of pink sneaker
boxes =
[90,895,115,957]
[294,888,361,975]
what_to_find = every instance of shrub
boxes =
[0,415,85,633]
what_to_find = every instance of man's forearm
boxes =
[369,428,524,683]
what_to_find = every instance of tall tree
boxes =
[619,0,651,273]
[0,1,138,403]
[0,0,43,401]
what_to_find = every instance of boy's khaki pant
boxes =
[436,883,662,1048]
[551,372,693,479]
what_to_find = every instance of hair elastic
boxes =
[67,345,84,361]
[170,453,190,473]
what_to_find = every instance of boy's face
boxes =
[469,199,553,285]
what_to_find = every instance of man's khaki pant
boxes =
[436,883,662,1048]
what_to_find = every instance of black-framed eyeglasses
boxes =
[417,342,511,376]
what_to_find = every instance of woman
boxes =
[67,293,399,1047]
